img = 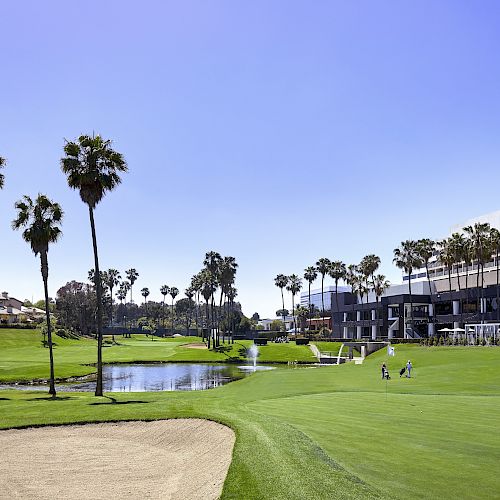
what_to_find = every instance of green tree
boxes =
[315,258,331,330]
[12,194,63,397]
[61,134,127,397]
[393,240,423,336]
[286,275,302,333]
[274,274,289,334]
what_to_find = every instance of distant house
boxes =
[0,292,45,325]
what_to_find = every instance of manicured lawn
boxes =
[0,330,315,382]
[1,334,499,499]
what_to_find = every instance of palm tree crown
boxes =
[12,195,63,255]
[61,134,127,208]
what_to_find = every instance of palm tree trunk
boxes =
[408,273,414,338]
[171,298,174,335]
[308,281,311,331]
[89,207,104,397]
[335,280,340,338]
[321,275,325,331]
[291,292,295,334]
[205,300,211,348]
[280,288,286,335]
[41,251,56,397]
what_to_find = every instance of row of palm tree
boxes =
[189,252,238,348]
[394,223,500,331]
[278,256,389,336]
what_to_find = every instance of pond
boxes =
[4,363,274,393]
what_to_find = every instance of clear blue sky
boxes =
[1,0,499,317]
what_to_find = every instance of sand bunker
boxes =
[0,419,235,500]
[183,343,208,349]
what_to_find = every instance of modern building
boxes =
[300,211,500,340]
[300,286,351,314]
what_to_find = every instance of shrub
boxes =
[295,338,309,345]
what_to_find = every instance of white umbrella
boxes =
[452,328,466,332]
[438,327,451,332]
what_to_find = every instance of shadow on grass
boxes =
[0,397,11,401]
[28,396,74,401]
[89,395,150,406]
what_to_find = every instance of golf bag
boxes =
[399,367,406,377]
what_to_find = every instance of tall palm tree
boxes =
[61,134,127,397]
[104,269,121,325]
[286,275,302,334]
[393,240,423,336]
[170,287,179,334]
[203,251,223,345]
[219,256,238,342]
[125,268,139,304]
[303,266,317,329]
[464,223,491,312]
[141,287,150,313]
[416,238,436,324]
[190,274,203,337]
[371,274,390,339]
[360,254,380,294]
[160,285,170,329]
[200,269,217,348]
[328,261,346,337]
[438,239,455,296]
[315,258,332,330]
[274,274,289,334]
[0,156,6,189]
[12,194,63,397]
[226,285,237,343]
[490,228,500,321]
[116,283,127,324]
[185,287,195,336]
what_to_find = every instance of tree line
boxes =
[275,222,500,338]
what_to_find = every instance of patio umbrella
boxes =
[438,327,452,332]
[452,328,466,332]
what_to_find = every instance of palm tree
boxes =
[200,269,217,348]
[295,305,310,335]
[274,274,289,334]
[160,285,170,329]
[315,258,332,330]
[360,255,380,292]
[203,251,223,345]
[393,240,423,336]
[219,256,238,342]
[104,269,121,325]
[303,266,317,328]
[490,228,500,321]
[438,239,455,296]
[116,282,127,326]
[190,274,203,337]
[125,268,139,304]
[0,156,6,189]
[464,223,491,312]
[416,238,436,324]
[226,285,237,343]
[286,275,302,334]
[61,134,127,397]
[328,261,346,337]
[12,194,63,397]
[170,287,179,334]
[185,287,195,336]
[141,287,150,313]
[371,274,390,339]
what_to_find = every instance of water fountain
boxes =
[248,344,259,370]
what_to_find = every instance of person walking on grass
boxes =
[406,360,413,378]
[381,363,388,379]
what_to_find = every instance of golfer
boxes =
[406,360,412,378]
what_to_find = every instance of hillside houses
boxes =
[0,292,45,325]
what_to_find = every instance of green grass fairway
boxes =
[1,334,499,499]
[0,330,316,382]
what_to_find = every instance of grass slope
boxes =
[0,335,499,499]
[0,330,316,382]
